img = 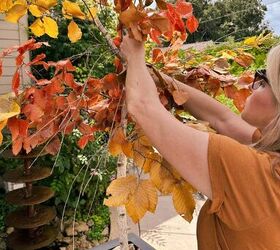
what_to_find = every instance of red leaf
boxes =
[16,54,24,67]
[45,136,61,155]
[150,28,162,44]
[186,15,199,33]
[152,48,165,63]
[27,53,46,66]
[113,36,121,47]
[78,134,94,149]
[22,104,44,123]
[12,70,20,95]
[175,0,193,18]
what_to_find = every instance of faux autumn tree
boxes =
[0,0,259,249]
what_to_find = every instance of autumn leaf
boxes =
[234,53,254,68]
[186,15,199,33]
[68,20,82,43]
[5,4,27,23]
[29,4,45,17]
[125,179,158,223]
[45,136,61,155]
[232,88,250,112]
[119,3,146,27]
[62,0,86,20]
[0,0,13,12]
[172,89,189,105]
[175,0,193,18]
[172,182,196,222]
[22,103,44,122]
[104,175,158,223]
[150,158,178,194]
[104,175,137,206]
[42,16,58,38]
[0,94,21,122]
[30,18,45,37]
[12,70,20,96]
[0,120,7,145]
[35,0,57,10]
[155,0,167,10]
[0,94,21,145]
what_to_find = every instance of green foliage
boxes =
[86,205,110,241]
[188,0,269,42]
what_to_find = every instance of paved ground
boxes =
[126,196,206,250]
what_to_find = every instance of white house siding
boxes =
[0,15,29,94]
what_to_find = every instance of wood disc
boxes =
[5,186,55,206]
[5,205,56,229]
[1,148,48,159]
[7,226,58,250]
[3,167,51,183]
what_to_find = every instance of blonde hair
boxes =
[253,44,280,180]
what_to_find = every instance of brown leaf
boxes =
[172,89,189,105]
[234,53,254,68]
[149,14,170,33]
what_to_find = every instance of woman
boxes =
[120,36,280,250]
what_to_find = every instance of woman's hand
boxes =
[119,34,145,64]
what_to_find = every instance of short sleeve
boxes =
[207,133,280,230]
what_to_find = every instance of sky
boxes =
[263,0,280,34]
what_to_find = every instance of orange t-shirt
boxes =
[197,133,280,250]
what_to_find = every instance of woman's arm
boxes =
[122,37,212,198]
[159,72,257,144]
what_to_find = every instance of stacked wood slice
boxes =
[3,149,57,250]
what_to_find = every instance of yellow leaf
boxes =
[5,4,27,23]
[87,7,97,20]
[0,0,13,12]
[68,20,82,43]
[29,4,45,17]
[221,50,237,60]
[125,179,158,223]
[62,0,85,20]
[244,36,257,47]
[132,138,153,170]
[0,94,21,122]
[150,159,178,194]
[104,175,137,206]
[172,183,196,222]
[0,93,20,145]
[43,16,58,38]
[35,0,57,9]
[0,120,7,145]
[108,127,126,156]
[30,18,45,37]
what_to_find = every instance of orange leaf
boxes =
[12,70,20,96]
[78,134,94,149]
[45,136,61,155]
[175,0,193,18]
[186,15,199,33]
[22,104,44,122]
[234,53,254,68]
[233,89,250,112]
[119,3,146,27]
[149,14,171,33]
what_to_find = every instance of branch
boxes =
[80,0,126,63]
